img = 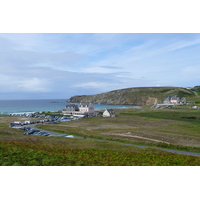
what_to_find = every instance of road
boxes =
[116,142,200,157]
[24,124,200,157]
[24,124,82,139]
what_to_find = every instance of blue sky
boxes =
[0,33,200,100]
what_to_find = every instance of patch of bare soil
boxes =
[61,120,137,130]
[101,130,200,147]
[114,132,170,144]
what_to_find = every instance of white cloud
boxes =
[17,78,50,92]
[74,82,101,88]
[73,81,122,92]
[81,66,120,74]
[0,75,50,93]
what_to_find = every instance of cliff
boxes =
[67,87,196,105]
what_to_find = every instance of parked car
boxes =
[12,125,22,129]
[38,131,50,136]
[24,129,40,135]
[65,135,74,138]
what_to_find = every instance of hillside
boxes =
[67,86,198,105]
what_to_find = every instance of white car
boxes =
[65,135,74,138]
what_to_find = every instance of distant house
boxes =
[62,104,79,115]
[62,103,95,116]
[79,103,95,114]
[103,109,115,117]
[163,96,186,104]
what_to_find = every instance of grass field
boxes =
[1,108,200,166]
[36,108,200,149]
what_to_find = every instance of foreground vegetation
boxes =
[1,139,200,166]
[1,107,200,166]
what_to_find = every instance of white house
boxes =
[103,109,115,117]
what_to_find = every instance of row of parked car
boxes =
[23,127,50,136]
[22,127,75,138]
[9,113,83,128]
[10,113,49,117]
[9,113,81,138]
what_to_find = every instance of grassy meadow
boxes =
[1,107,200,166]
[36,108,200,150]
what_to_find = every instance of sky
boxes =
[0,33,200,100]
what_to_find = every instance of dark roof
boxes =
[65,104,79,111]
[106,109,115,113]
[65,104,78,108]
[171,96,180,100]
[79,103,93,107]
[165,96,179,101]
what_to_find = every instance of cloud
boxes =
[74,81,105,88]
[17,78,50,92]
[0,33,200,99]
[81,66,121,74]
[0,74,50,93]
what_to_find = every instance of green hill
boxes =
[67,86,199,105]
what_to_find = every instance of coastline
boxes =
[0,99,141,115]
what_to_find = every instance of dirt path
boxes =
[192,91,198,96]
[116,133,170,144]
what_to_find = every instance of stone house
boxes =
[62,103,95,116]
[103,109,115,117]
[163,96,186,104]
[62,104,79,115]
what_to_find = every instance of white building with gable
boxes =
[103,109,115,117]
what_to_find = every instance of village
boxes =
[153,95,199,109]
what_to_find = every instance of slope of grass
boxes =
[120,109,200,124]
[1,140,200,166]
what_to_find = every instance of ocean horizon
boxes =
[0,99,139,115]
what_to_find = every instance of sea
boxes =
[0,99,139,115]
